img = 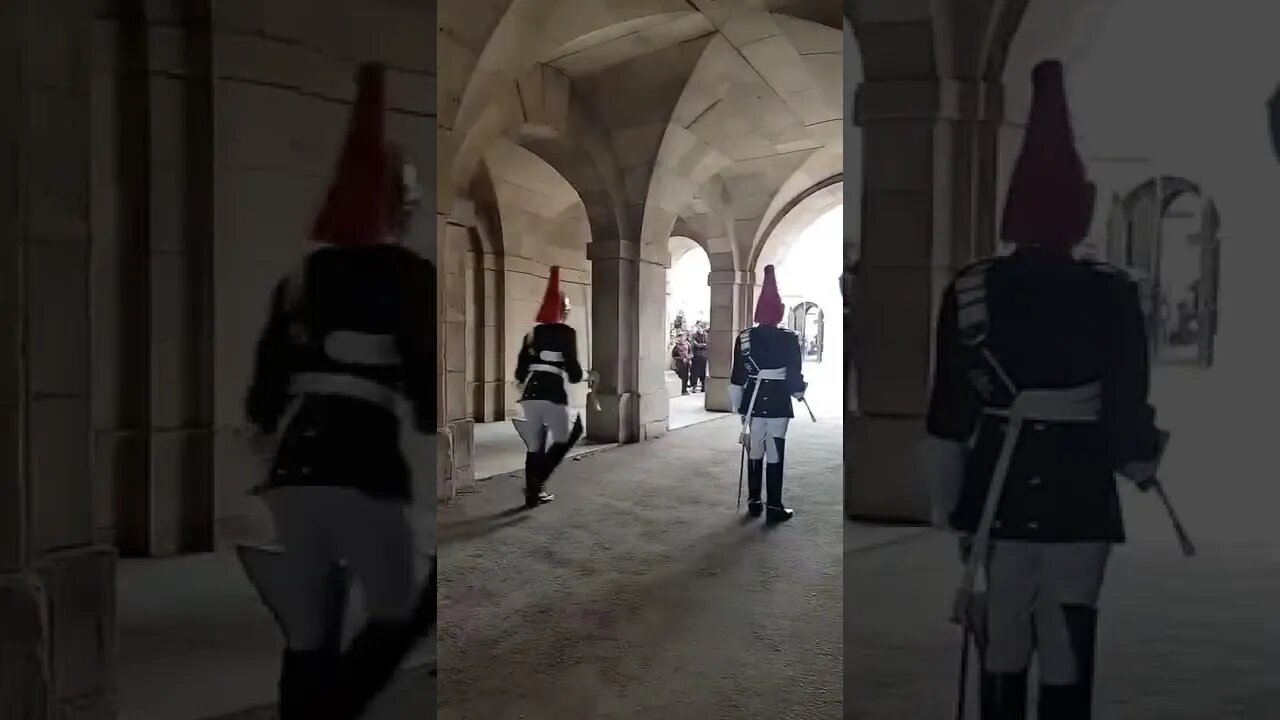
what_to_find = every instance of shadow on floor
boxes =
[439,518,773,712]
[438,506,534,546]
[436,417,843,718]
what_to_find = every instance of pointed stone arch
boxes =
[1114,174,1223,368]
[750,175,844,272]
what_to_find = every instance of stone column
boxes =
[144,2,217,555]
[637,247,669,438]
[473,249,505,422]
[586,239,667,442]
[586,240,639,443]
[1,1,117,716]
[846,78,1002,523]
[705,269,752,411]
[439,217,474,498]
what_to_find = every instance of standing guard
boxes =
[513,266,586,508]
[241,63,435,719]
[919,60,1166,720]
[729,265,807,522]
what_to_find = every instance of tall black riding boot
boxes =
[764,439,794,522]
[980,670,1028,720]
[334,619,419,719]
[524,451,553,507]
[1039,606,1098,720]
[539,413,584,488]
[409,557,437,639]
[276,554,348,718]
[745,459,764,517]
[279,650,338,719]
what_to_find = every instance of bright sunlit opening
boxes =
[669,248,710,329]
[776,205,844,418]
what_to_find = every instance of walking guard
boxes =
[919,60,1169,720]
[240,63,436,719]
[729,264,807,522]
[512,266,588,508]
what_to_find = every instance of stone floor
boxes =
[118,497,437,720]
[845,365,1280,719]
[115,359,1273,720]
[435,414,844,719]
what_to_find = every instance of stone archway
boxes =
[847,0,1053,522]
[752,176,845,272]
[667,235,710,333]
[788,301,826,362]
[1113,175,1223,368]
[449,137,597,486]
[665,235,719,423]
[440,2,844,475]
[749,178,846,420]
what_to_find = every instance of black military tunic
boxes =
[514,323,584,406]
[926,247,1163,543]
[730,325,806,417]
[245,244,435,501]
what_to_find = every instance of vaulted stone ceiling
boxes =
[439,0,844,271]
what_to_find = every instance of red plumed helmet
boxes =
[1000,60,1096,251]
[754,265,784,325]
[535,266,566,324]
[311,63,395,246]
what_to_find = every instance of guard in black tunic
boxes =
[729,264,806,522]
[920,60,1165,720]
[242,64,434,720]
[513,265,586,508]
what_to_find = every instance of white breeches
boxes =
[983,541,1111,683]
[520,399,570,446]
[264,486,416,650]
[746,417,790,462]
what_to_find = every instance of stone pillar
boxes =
[439,217,475,499]
[1,1,118,716]
[472,249,505,422]
[586,239,667,442]
[144,2,217,556]
[706,269,752,411]
[586,240,638,443]
[846,78,1002,523]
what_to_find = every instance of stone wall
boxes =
[88,0,435,552]
[3,1,117,716]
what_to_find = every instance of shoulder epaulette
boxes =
[957,257,997,281]
[953,259,995,346]
[282,261,311,344]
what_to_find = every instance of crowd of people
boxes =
[669,315,709,395]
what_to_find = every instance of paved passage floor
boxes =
[434,414,844,719]
[846,366,1280,719]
